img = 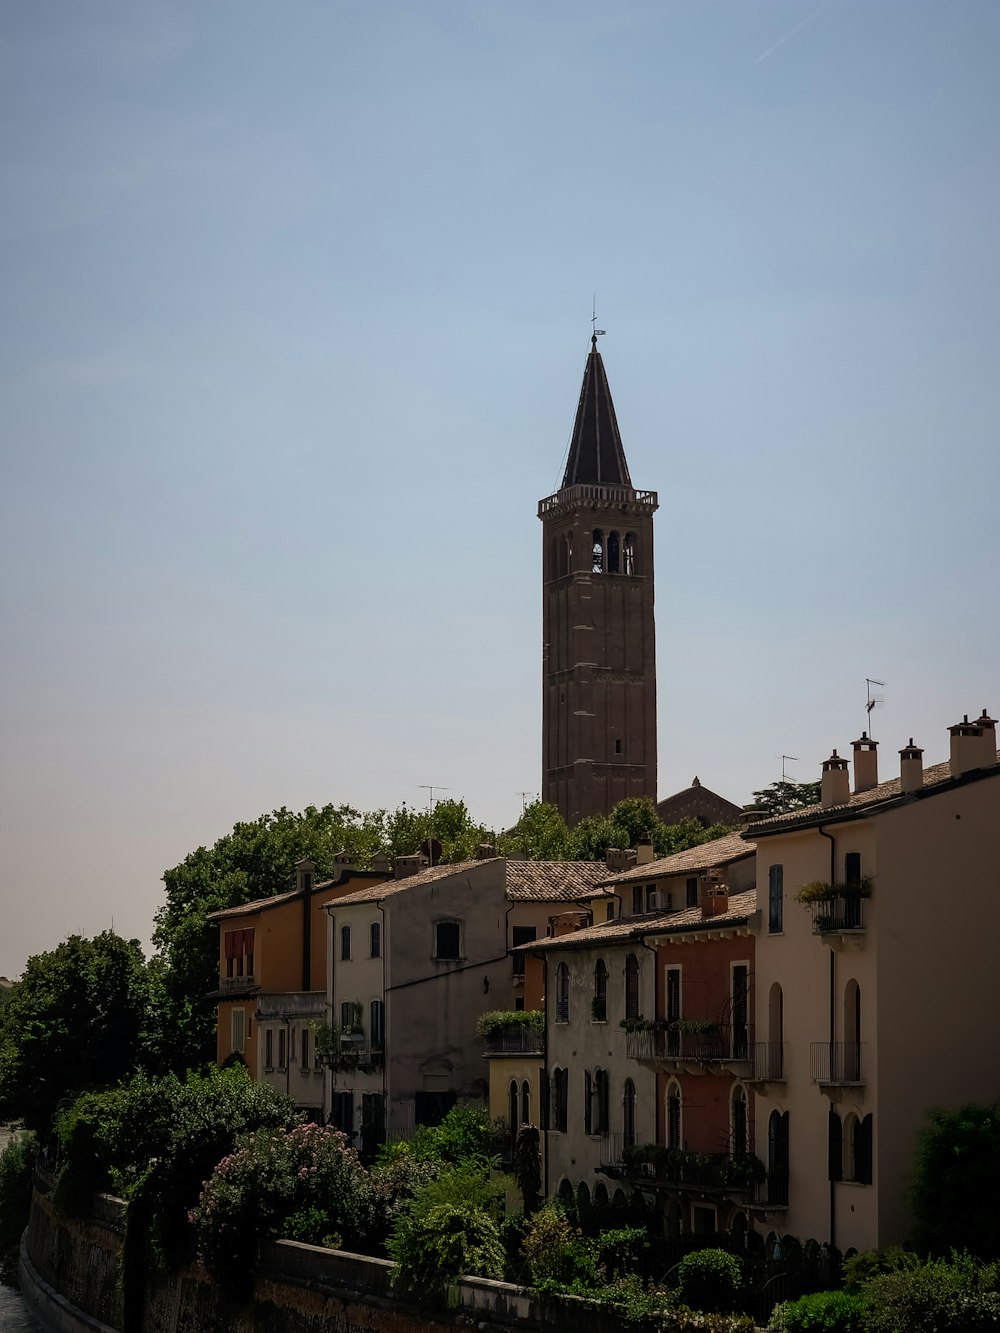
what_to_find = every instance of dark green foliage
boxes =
[768,1288,866,1331]
[53,1065,300,1263]
[842,1246,920,1289]
[0,932,151,1132]
[750,781,822,814]
[191,1123,376,1292]
[377,1103,503,1168]
[0,1130,37,1281]
[862,1252,1000,1333]
[476,1009,544,1036]
[513,1124,542,1215]
[909,1102,1000,1257]
[386,1161,505,1301]
[674,1248,744,1314]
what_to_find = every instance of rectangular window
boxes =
[768,865,784,933]
[435,920,461,960]
[341,925,352,961]
[265,1028,273,1069]
[370,921,381,958]
[301,1027,310,1070]
[231,1008,245,1055]
[666,966,681,1057]
[606,902,616,921]
[277,1029,287,1070]
[511,925,536,977]
[632,886,644,915]
[340,1000,354,1031]
[370,999,385,1048]
[646,884,658,911]
[289,1028,296,1062]
[686,877,698,908]
[332,1091,353,1135]
[844,852,862,887]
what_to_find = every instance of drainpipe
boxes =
[541,953,550,1201]
[378,901,388,1142]
[818,823,837,1250]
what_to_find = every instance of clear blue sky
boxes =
[2,0,998,978]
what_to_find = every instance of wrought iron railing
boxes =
[600,1135,770,1202]
[729,1042,786,1082]
[810,1041,864,1085]
[809,894,866,934]
[626,1026,760,1067]
[482,1025,545,1056]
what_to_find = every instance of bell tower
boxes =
[538,336,658,825]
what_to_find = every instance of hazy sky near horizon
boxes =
[2,1,998,979]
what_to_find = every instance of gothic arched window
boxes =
[592,529,605,573]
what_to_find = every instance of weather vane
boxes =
[592,295,605,340]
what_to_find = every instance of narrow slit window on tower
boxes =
[592,529,604,574]
[623,533,636,575]
[615,738,622,754]
[608,531,620,573]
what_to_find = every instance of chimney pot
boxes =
[949,708,996,777]
[635,837,655,866]
[900,737,924,794]
[821,748,851,807]
[852,732,879,794]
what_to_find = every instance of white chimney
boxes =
[821,750,851,808]
[899,739,924,794]
[635,836,655,866]
[948,714,995,778]
[852,732,879,794]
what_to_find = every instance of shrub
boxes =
[842,1246,919,1289]
[0,1130,37,1280]
[190,1123,374,1291]
[378,1103,504,1167]
[593,1226,650,1280]
[768,1289,866,1331]
[675,1248,743,1314]
[523,1203,577,1285]
[387,1160,505,1301]
[909,1102,1000,1258]
[862,1252,1000,1333]
[476,1010,544,1036]
[665,1312,754,1332]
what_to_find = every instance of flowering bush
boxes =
[190,1123,374,1289]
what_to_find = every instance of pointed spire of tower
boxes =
[561,336,633,490]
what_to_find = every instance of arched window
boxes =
[768,982,784,1079]
[623,533,636,576]
[557,1177,574,1205]
[731,1084,749,1157]
[594,1067,610,1136]
[623,1078,636,1149]
[592,529,605,573]
[593,958,608,1022]
[828,1108,843,1182]
[844,1112,873,1184]
[584,1069,593,1134]
[555,962,570,1022]
[666,1081,682,1149]
[508,1080,519,1140]
[625,953,640,1020]
[842,1112,857,1181]
[607,531,620,573]
[576,1181,591,1212]
[521,1080,530,1126]
[665,1198,683,1238]
[552,1067,568,1132]
[768,1110,789,1206]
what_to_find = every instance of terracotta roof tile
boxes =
[597,832,755,886]
[327,860,488,906]
[504,860,613,901]
[743,751,1000,837]
[526,889,758,952]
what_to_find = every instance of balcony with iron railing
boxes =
[599,1135,778,1206]
[482,1024,545,1057]
[324,1042,385,1073]
[808,894,867,936]
[810,1041,865,1087]
[626,1024,778,1077]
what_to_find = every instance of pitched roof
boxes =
[561,337,633,489]
[526,889,758,953]
[325,860,488,907]
[206,869,388,922]
[597,832,755,886]
[743,752,1000,838]
[504,860,614,901]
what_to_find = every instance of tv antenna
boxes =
[417,785,450,814]
[781,755,799,783]
[518,791,538,814]
[865,679,886,736]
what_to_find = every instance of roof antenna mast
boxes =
[865,679,886,737]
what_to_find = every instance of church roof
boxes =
[561,336,633,489]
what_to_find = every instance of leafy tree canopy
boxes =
[909,1101,1000,1258]
[750,780,821,815]
[0,931,151,1132]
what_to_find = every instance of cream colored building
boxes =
[747,712,1000,1252]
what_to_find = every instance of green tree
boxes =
[0,932,151,1132]
[750,780,821,815]
[909,1102,1000,1258]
